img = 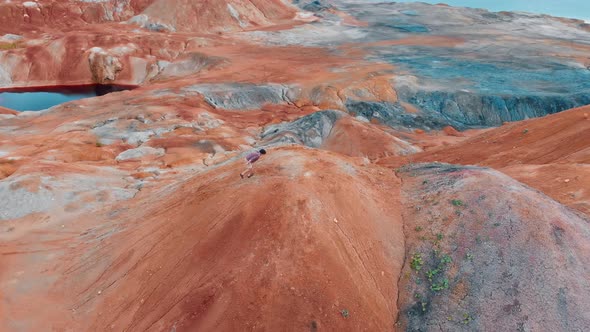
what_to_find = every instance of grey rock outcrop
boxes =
[115,147,165,161]
[261,110,344,147]
[185,83,291,110]
[345,100,458,130]
[292,0,332,12]
[398,89,590,127]
[157,53,224,79]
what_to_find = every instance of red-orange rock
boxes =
[442,125,463,137]
[0,106,17,115]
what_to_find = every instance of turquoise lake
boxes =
[0,85,133,111]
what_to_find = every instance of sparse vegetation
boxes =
[465,253,474,261]
[430,278,449,291]
[415,226,423,232]
[451,199,464,207]
[426,268,440,281]
[493,222,501,227]
[436,233,444,241]
[522,129,529,134]
[340,309,349,318]
[440,254,452,264]
[410,253,424,271]
[95,142,103,147]
[462,313,473,324]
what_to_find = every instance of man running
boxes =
[240,148,266,179]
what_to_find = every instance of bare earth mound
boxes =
[396,163,590,331]
[405,106,590,214]
[2,147,405,331]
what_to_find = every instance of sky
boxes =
[383,0,590,22]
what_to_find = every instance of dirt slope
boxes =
[394,106,590,214]
[0,106,17,115]
[140,0,298,33]
[396,163,590,331]
[1,147,405,331]
[410,106,590,167]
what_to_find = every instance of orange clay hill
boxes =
[1,0,590,331]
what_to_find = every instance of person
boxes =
[240,148,266,179]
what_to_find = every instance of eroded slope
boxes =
[396,163,590,331]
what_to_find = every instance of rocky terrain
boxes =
[1,0,589,331]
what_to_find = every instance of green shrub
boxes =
[410,253,423,271]
[431,278,449,291]
[451,199,464,206]
[340,309,349,318]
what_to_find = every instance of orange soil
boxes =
[394,105,590,214]
[0,106,18,115]
[1,147,405,331]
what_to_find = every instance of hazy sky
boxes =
[384,0,590,21]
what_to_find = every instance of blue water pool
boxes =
[0,85,134,111]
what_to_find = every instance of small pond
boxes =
[0,85,135,111]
